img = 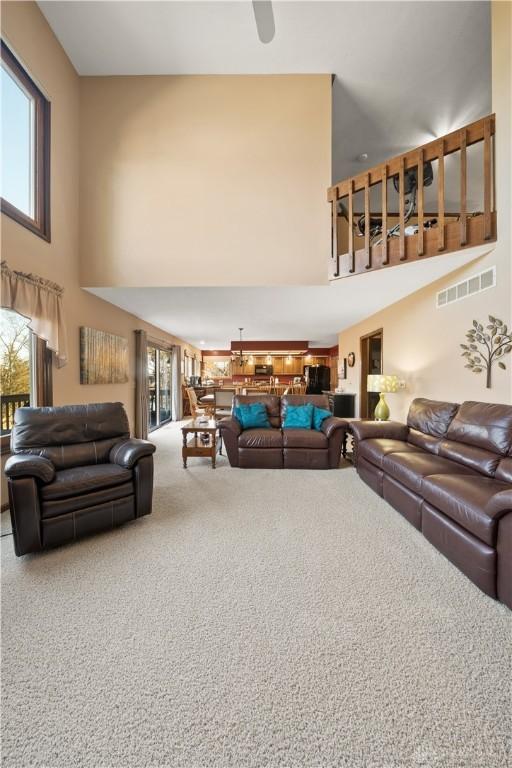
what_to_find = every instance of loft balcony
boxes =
[327,115,496,280]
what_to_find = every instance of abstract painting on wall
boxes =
[80,327,129,384]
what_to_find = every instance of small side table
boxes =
[181,419,222,469]
[341,418,368,465]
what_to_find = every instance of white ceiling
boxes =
[38,1,493,348]
[88,247,491,349]
[38,0,491,183]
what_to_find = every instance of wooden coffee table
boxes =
[181,419,222,469]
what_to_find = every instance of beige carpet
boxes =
[1,421,511,768]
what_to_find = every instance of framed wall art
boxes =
[80,327,129,384]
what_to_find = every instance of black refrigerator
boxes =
[304,365,331,394]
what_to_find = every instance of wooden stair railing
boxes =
[328,114,496,279]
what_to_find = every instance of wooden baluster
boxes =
[417,149,424,256]
[381,165,388,265]
[460,129,467,246]
[399,156,406,261]
[331,190,339,277]
[483,117,491,240]
[437,139,445,251]
[364,174,371,269]
[348,180,355,273]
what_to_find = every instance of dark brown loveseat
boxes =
[4,402,156,556]
[219,394,346,469]
[351,398,512,609]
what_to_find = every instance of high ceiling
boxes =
[37,1,493,348]
[88,247,490,349]
[38,1,491,183]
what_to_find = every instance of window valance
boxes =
[1,261,68,367]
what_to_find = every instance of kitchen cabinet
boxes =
[231,353,331,378]
[273,356,284,375]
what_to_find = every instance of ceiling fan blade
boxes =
[252,1,275,44]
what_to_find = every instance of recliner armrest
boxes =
[110,439,156,469]
[4,454,55,484]
[218,418,242,437]
[484,490,512,520]
[350,420,409,442]
[321,417,347,439]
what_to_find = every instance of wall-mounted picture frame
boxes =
[339,357,347,380]
[80,327,129,384]
[347,352,356,368]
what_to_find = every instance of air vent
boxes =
[437,267,496,308]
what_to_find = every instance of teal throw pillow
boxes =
[283,403,314,429]
[234,402,270,430]
[313,407,332,431]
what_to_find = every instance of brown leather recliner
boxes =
[219,394,346,469]
[350,398,512,610]
[4,402,156,556]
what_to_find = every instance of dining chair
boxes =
[186,388,214,419]
[213,389,235,419]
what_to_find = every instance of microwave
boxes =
[254,364,273,375]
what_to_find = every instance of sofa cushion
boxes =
[238,428,283,449]
[11,402,130,452]
[446,401,512,455]
[16,437,125,471]
[282,429,327,449]
[407,398,459,438]
[437,439,501,477]
[283,404,314,429]
[280,394,329,423]
[407,429,441,455]
[41,481,134,519]
[234,402,271,430]
[422,475,511,546]
[234,395,280,428]
[496,456,512,483]
[359,438,422,468]
[381,452,477,495]
[41,464,133,501]
[312,407,333,431]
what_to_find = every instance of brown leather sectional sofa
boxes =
[219,394,346,469]
[351,398,512,609]
[4,403,156,555]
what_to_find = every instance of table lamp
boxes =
[367,374,399,420]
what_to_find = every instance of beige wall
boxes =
[79,73,332,287]
[338,0,511,422]
[1,2,200,503]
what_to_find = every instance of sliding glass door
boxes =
[147,345,173,431]
[159,349,172,424]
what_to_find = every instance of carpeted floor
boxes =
[1,421,511,768]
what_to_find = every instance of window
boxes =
[147,344,173,431]
[1,41,50,241]
[0,309,31,438]
[0,308,53,452]
[204,359,231,379]
[159,350,172,424]
[184,353,193,380]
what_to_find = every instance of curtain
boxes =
[134,330,148,439]
[172,345,182,421]
[1,260,68,367]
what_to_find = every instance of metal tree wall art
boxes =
[460,316,512,388]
